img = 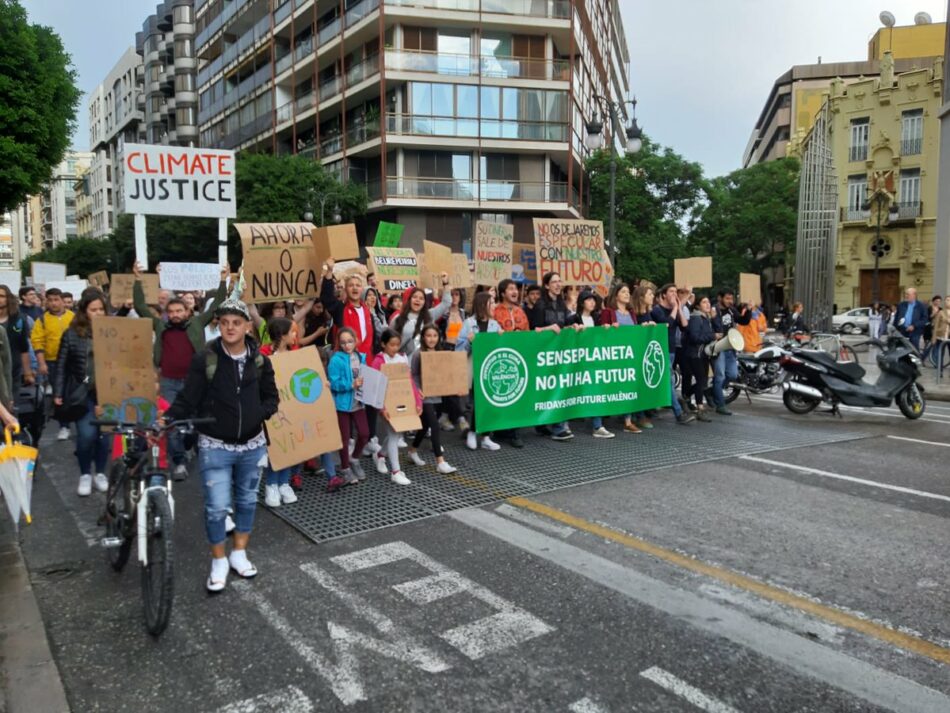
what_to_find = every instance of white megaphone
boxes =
[705,328,745,357]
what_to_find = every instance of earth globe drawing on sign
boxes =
[290,368,323,404]
[641,340,665,389]
[480,348,529,407]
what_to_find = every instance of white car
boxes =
[832,308,870,334]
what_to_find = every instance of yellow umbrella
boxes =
[0,425,38,528]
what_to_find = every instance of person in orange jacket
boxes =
[737,301,768,353]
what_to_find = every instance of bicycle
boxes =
[796,332,857,364]
[95,417,214,636]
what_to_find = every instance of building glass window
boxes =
[846,174,867,219]
[899,168,921,207]
[849,118,869,162]
[901,109,923,155]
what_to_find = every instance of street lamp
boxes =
[861,193,899,304]
[585,96,643,267]
[303,190,343,226]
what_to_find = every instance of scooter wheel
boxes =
[783,388,820,415]
[897,384,926,420]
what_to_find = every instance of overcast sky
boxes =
[22,0,950,178]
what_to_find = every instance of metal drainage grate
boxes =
[264,416,868,543]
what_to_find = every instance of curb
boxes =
[0,516,70,713]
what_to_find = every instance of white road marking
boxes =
[332,541,555,660]
[887,435,950,448]
[39,453,100,546]
[640,667,740,713]
[569,696,611,713]
[495,503,576,538]
[739,456,950,503]
[451,508,950,713]
[213,686,313,713]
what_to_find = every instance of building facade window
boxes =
[899,168,921,207]
[849,118,869,162]
[846,174,868,220]
[901,109,923,155]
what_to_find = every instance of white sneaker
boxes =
[457,417,470,432]
[397,437,408,448]
[593,426,616,439]
[278,484,298,504]
[437,461,457,474]
[77,474,92,497]
[481,436,501,451]
[408,451,426,466]
[93,472,108,493]
[57,426,70,441]
[375,455,388,474]
[466,431,478,450]
[207,557,229,593]
[363,437,382,456]
[225,514,236,533]
[264,484,281,507]
[390,470,411,485]
[438,414,455,431]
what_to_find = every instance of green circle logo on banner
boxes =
[642,340,665,389]
[290,368,323,404]
[480,348,528,407]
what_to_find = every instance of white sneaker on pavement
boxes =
[278,484,298,504]
[57,427,70,441]
[481,436,501,451]
[363,437,382,456]
[457,417,470,432]
[228,549,257,578]
[466,431,478,450]
[350,459,366,480]
[207,557,229,592]
[77,474,92,497]
[264,484,281,507]
[408,451,426,466]
[172,464,188,481]
[375,455,388,474]
[592,426,615,439]
[438,414,455,431]
[390,471,411,485]
[437,461,457,474]
[93,473,108,493]
[397,437,408,448]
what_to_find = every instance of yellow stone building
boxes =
[826,53,943,309]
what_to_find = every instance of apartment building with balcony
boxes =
[193,0,631,252]
[135,0,199,147]
[88,47,147,238]
[74,168,94,239]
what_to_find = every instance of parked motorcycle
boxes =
[780,334,925,419]
[705,342,788,405]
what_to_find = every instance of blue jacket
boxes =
[895,300,928,335]
[328,350,365,412]
[455,316,502,355]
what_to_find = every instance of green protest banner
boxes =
[473,325,670,430]
[374,221,404,247]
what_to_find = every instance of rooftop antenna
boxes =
[914,11,933,24]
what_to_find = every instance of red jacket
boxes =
[322,279,375,356]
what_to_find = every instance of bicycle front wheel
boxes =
[141,489,175,637]
[104,460,133,572]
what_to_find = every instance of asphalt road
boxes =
[15,394,950,713]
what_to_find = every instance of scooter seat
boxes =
[800,349,866,381]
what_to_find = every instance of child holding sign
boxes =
[259,318,300,507]
[408,324,457,474]
[370,328,422,486]
[328,327,370,487]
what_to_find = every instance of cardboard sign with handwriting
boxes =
[420,351,469,397]
[451,253,474,289]
[739,272,762,306]
[381,362,422,432]
[88,270,110,288]
[265,348,343,470]
[110,274,160,307]
[236,222,321,302]
[332,260,369,284]
[92,317,157,426]
[312,224,360,268]
[674,257,713,289]
[533,219,612,288]
[417,240,452,290]
[366,247,419,293]
[159,262,220,291]
[474,221,514,285]
[512,243,537,284]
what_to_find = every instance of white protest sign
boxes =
[44,279,88,296]
[159,262,221,291]
[0,271,21,292]
[355,364,388,410]
[31,262,67,285]
[123,144,236,219]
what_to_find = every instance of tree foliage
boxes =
[19,237,117,279]
[689,158,800,290]
[0,0,81,213]
[586,137,705,285]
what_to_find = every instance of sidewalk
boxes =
[0,509,70,713]
[851,348,950,402]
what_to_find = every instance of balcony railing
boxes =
[841,207,870,222]
[294,35,314,63]
[319,75,341,102]
[295,90,315,113]
[345,0,379,28]
[386,113,568,142]
[849,144,868,163]
[275,100,293,123]
[385,177,570,203]
[275,50,293,75]
[384,0,569,18]
[346,122,381,146]
[318,16,341,45]
[345,55,380,86]
[901,137,922,155]
[895,201,922,220]
[320,133,344,156]
[385,49,568,80]
[274,0,292,24]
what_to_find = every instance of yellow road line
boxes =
[507,496,950,666]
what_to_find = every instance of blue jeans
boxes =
[160,377,187,465]
[667,353,682,417]
[713,350,738,407]
[75,400,108,475]
[592,417,603,429]
[199,445,266,545]
[551,421,570,435]
[321,452,336,479]
[265,465,291,487]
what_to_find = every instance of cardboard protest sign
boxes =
[739,272,762,307]
[451,253,474,289]
[0,271,21,292]
[474,221,514,285]
[158,262,220,291]
[366,247,419,292]
[674,257,712,288]
[332,260,369,284]
[512,243,537,284]
[88,270,110,288]
[31,262,67,285]
[265,348,343,470]
[44,279,88,296]
[532,219,612,288]
[92,317,158,425]
[312,224,360,268]
[355,363,387,410]
[420,351,469,397]
[380,363,422,432]
[236,222,321,303]
[109,274,160,307]
[418,240,453,290]
[374,221,404,248]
